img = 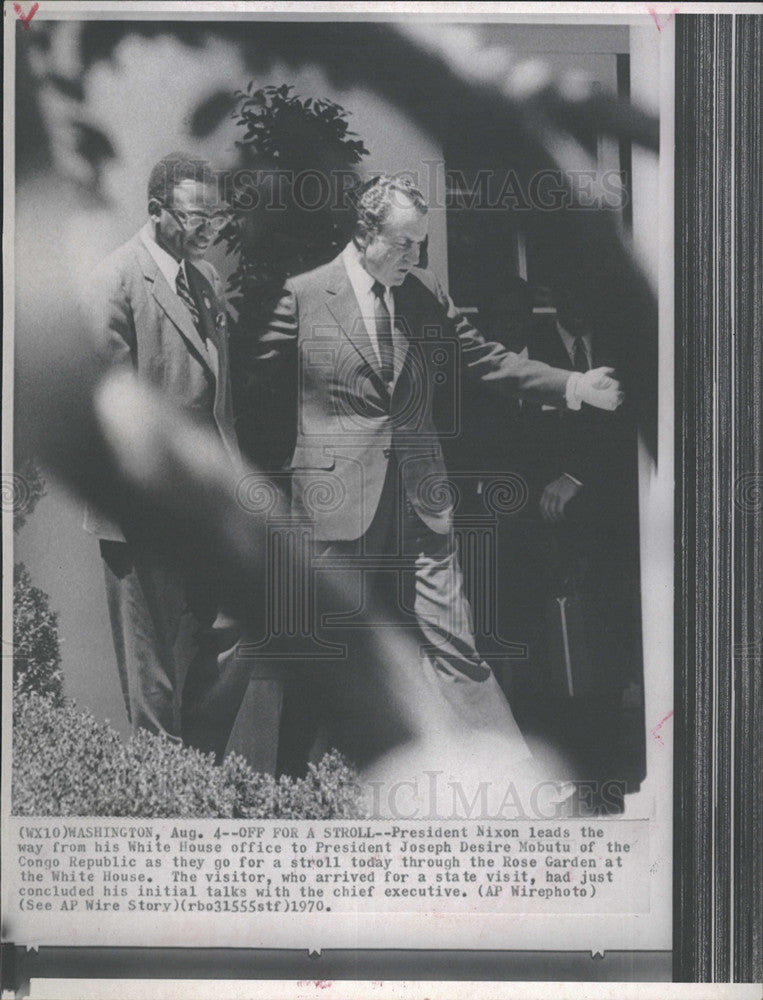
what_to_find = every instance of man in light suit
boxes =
[82,153,244,749]
[251,175,623,771]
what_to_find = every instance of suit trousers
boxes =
[100,540,244,751]
[276,448,530,775]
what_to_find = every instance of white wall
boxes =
[624,22,675,950]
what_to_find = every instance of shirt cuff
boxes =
[565,372,583,410]
[563,472,583,487]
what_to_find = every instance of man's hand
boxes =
[540,475,582,522]
[575,366,624,411]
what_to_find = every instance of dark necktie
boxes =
[572,335,589,373]
[371,280,395,385]
[176,265,203,339]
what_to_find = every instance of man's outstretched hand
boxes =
[573,366,624,411]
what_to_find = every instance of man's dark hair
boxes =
[147,152,216,206]
[353,174,427,247]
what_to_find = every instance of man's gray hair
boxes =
[353,174,427,246]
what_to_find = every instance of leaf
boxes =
[47,73,86,102]
[73,121,116,165]
[189,90,238,138]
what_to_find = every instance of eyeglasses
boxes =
[159,201,231,233]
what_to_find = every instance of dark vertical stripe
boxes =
[675,12,763,983]
[616,53,633,231]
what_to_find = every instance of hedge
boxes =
[13,563,64,704]
[13,690,368,820]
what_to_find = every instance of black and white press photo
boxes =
[2,3,760,996]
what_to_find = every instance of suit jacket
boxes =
[255,252,571,541]
[519,316,625,495]
[517,316,642,691]
[81,229,239,541]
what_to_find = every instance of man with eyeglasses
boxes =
[250,174,624,775]
[81,152,245,751]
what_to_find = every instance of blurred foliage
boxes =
[13,563,64,705]
[15,13,659,483]
[13,689,368,818]
[16,21,385,192]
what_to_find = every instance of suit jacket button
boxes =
[383,448,392,458]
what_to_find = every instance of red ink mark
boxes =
[651,709,674,744]
[14,2,39,28]
[314,982,334,990]
[648,6,677,32]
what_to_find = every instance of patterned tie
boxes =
[371,280,395,386]
[176,264,203,337]
[572,335,589,373]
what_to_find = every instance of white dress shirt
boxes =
[342,242,396,372]
[140,221,189,292]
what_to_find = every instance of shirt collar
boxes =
[342,241,387,298]
[140,221,183,289]
[556,319,592,356]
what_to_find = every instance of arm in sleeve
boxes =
[253,281,299,374]
[237,281,300,470]
[427,273,571,406]
[79,259,136,373]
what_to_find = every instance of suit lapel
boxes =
[324,256,389,393]
[135,240,215,375]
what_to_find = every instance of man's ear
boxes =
[148,198,163,221]
[352,232,368,253]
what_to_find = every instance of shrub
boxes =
[221,84,369,467]
[275,750,369,821]
[223,748,368,821]
[13,563,64,704]
[223,84,369,309]
[12,690,367,820]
